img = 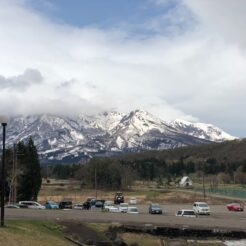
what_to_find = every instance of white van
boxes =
[119,203,128,213]
[19,201,45,209]
[193,202,210,215]
[129,197,137,205]
[176,209,197,218]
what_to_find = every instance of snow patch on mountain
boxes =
[3,110,237,162]
[171,119,237,142]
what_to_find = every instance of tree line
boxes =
[1,137,42,202]
[46,139,246,189]
[46,156,246,190]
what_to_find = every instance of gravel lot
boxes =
[5,204,246,231]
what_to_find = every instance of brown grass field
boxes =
[38,179,237,205]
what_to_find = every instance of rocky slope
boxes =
[4,110,237,162]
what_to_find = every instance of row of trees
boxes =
[45,154,246,190]
[42,139,246,189]
[2,137,42,202]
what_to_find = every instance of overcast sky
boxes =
[0,0,245,137]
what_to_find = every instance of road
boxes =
[5,204,246,231]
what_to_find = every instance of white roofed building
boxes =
[179,176,193,188]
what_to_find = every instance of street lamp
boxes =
[0,116,8,227]
[85,153,97,198]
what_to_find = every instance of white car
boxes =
[104,200,114,210]
[73,203,84,210]
[108,206,120,213]
[193,202,210,215]
[119,203,128,213]
[127,207,139,214]
[129,197,137,205]
[18,201,45,209]
[176,210,197,217]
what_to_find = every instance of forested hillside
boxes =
[48,139,246,189]
[121,139,246,163]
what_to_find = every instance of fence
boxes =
[195,186,246,199]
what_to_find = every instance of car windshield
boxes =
[62,201,72,205]
[152,204,160,208]
[183,211,195,215]
[120,204,128,207]
[198,204,208,207]
[105,201,113,205]
[129,208,138,212]
[48,201,57,205]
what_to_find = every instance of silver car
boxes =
[18,201,45,209]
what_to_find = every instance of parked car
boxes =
[95,199,105,208]
[82,197,96,210]
[59,199,72,209]
[18,201,45,209]
[193,202,210,215]
[226,203,244,212]
[82,201,91,210]
[176,209,197,217]
[73,203,84,210]
[89,198,97,207]
[149,203,162,214]
[44,200,59,209]
[104,200,114,210]
[127,207,139,214]
[108,206,120,213]
[119,203,128,213]
[5,203,20,208]
[129,197,137,205]
[114,192,124,204]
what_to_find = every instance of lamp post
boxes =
[85,153,96,198]
[202,160,206,201]
[0,116,7,227]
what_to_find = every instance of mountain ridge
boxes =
[4,109,237,163]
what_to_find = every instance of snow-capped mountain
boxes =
[3,110,237,162]
[171,119,236,142]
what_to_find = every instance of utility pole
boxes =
[9,144,18,204]
[13,144,18,203]
[1,121,7,227]
[203,161,206,201]
[94,164,97,199]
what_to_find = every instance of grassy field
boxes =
[38,178,240,205]
[0,220,73,246]
[0,220,234,246]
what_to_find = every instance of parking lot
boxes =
[5,204,246,232]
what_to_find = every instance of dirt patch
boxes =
[144,190,234,205]
[58,220,109,245]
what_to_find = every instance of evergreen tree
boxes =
[17,137,42,201]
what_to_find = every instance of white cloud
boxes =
[0,69,43,90]
[184,0,246,47]
[0,0,246,136]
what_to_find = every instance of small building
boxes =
[179,176,193,188]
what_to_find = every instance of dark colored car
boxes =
[149,203,163,214]
[59,200,72,209]
[95,199,105,208]
[82,197,97,210]
[114,192,124,204]
[82,201,91,210]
